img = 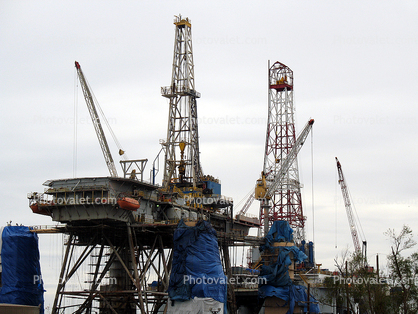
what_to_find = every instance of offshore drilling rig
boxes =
[28,15,261,314]
[28,15,317,314]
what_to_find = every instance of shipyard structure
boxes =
[25,15,329,314]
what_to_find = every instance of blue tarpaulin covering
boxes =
[259,246,307,287]
[258,220,320,313]
[265,220,294,244]
[168,220,227,305]
[0,226,44,313]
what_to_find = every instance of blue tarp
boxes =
[0,226,44,313]
[259,246,307,287]
[258,221,320,314]
[265,220,294,244]
[168,220,227,305]
[259,284,320,313]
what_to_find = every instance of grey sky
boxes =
[1,0,418,309]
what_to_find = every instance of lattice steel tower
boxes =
[262,61,305,242]
[161,15,202,189]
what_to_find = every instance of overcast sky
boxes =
[1,0,418,309]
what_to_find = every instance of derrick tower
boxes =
[262,61,305,242]
[161,15,202,189]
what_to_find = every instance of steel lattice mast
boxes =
[336,157,362,253]
[161,15,202,189]
[261,61,305,241]
[75,61,118,177]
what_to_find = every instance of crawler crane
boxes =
[336,157,367,260]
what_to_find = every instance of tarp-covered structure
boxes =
[264,220,294,244]
[168,220,227,313]
[259,246,307,287]
[258,221,320,313]
[0,226,44,313]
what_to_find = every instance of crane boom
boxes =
[75,61,118,177]
[238,119,314,218]
[255,119,314,201]
[336,157,361,253]
[238,191,255,216]
[254,118,314,235]
[267,119,313,200]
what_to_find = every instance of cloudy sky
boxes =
[2,0,418,309]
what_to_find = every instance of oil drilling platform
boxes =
[28,15,317,314]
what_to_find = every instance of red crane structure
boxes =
[237,62,311,242]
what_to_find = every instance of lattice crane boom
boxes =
[238,191,255,216]
[336,157,361,253]
[75,61,118,177]
[238,119,314,217]
[265,119,314,200]
[255,119,314,201]
[254,118,314,235]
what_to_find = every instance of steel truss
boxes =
[161,15,202,188]
[261,61,305,242]
[46,223,265,314]
[51,224,173,314]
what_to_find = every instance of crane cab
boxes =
[255,173,268,200]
